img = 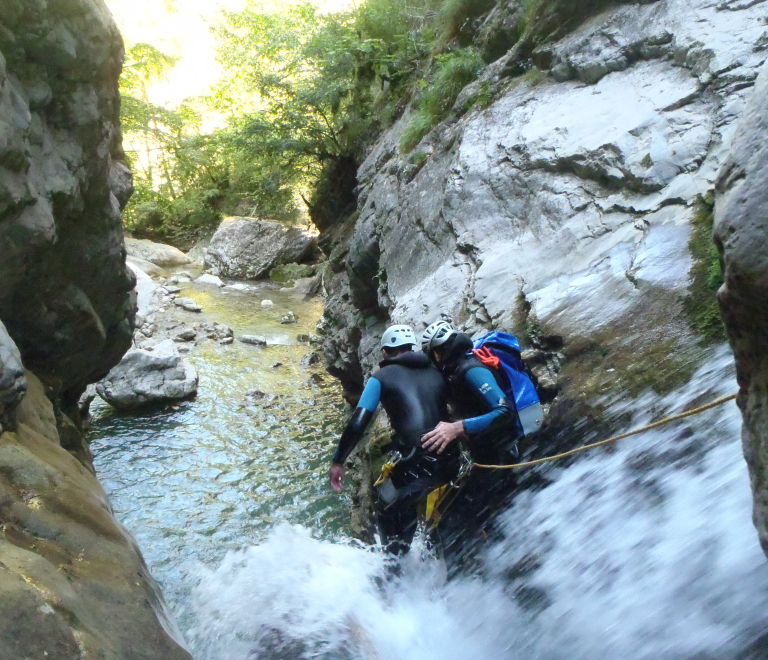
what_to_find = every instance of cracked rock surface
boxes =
[319,0,767,401]
[714,58,768,558]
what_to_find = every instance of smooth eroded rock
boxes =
[196,273,225,287]
[714,59,768,558]
[125,237,192,267]
[0,372,190,659]
[97,340,198,410]
[174,298,203,313]
[205,217,317,279]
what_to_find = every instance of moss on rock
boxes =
[684,195,726,341]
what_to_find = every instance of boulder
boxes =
[97,340,198,411]
[714,59,768,558]
[205,217,317,279]
[127,262,161,319]
[125,237,192,267]
[127,254,166,277]
[196,273,225,287]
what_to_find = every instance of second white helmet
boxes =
[421,320,458,354]
[381,324,417,349]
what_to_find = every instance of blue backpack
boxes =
[472,331,543,435]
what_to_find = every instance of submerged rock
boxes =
[205,217,317,279]
[261,299,275,308]
[174,298,203,313]
[126,237,192,267]
[714,59,768,558]
[281,311,298,324]
[174,328,197,342]
[270,262,317,283]
[97,340,198,411]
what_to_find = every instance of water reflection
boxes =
[89,282,348,625]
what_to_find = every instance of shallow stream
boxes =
[88,280,348,627]
[90,282,768,660]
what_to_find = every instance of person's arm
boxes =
[460,367,512,435]
[330,377,381,491]
[421,367,512,454]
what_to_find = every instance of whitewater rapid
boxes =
[187,346,768,660]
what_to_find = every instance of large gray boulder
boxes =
[714,59,768,558]
[205,216,317,279]
[125,237,192,267]
[97,339,198,411]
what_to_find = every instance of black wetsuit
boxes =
[333,350,459,551]
[437,333,524,566]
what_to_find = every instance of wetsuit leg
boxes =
[375,451,460,555]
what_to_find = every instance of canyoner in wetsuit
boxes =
[420,321,523,465]
[329,325,459,553]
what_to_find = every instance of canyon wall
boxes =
[319,0,768,517]
[0,1,190,657]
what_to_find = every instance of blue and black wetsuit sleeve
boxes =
[332,377,381,464]
[461,367,514,436]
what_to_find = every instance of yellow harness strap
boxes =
[425,485,450,523]
[374,460,397,487]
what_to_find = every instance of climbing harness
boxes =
[424,451,473,533]
[421,392,738,530]
[373,447,416,488]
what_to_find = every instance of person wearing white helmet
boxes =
[329,324,459,553]
[420,320,521,464]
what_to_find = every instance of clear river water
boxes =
[88,280,768,660]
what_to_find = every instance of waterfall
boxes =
[187,346,768,660]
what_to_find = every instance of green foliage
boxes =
[118,0,498,243]
[436,0,496,47]
[399,48,483,152]
[684,195,725,341]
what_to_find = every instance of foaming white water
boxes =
[190,347,768,660]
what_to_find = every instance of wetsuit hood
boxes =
[379,350,431,369]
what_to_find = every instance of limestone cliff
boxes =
[0,1,191,656]
[714,59,768,558]
[0,0,136,440]
[319,0,766,472]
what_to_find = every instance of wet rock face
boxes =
[206,216,318,280]
[0,0,135,410]
[320,0,767,401]
[0,372,191,660]
[714,60,768,558]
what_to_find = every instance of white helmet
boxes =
[421,320,458,354]
[381,324,416,349]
